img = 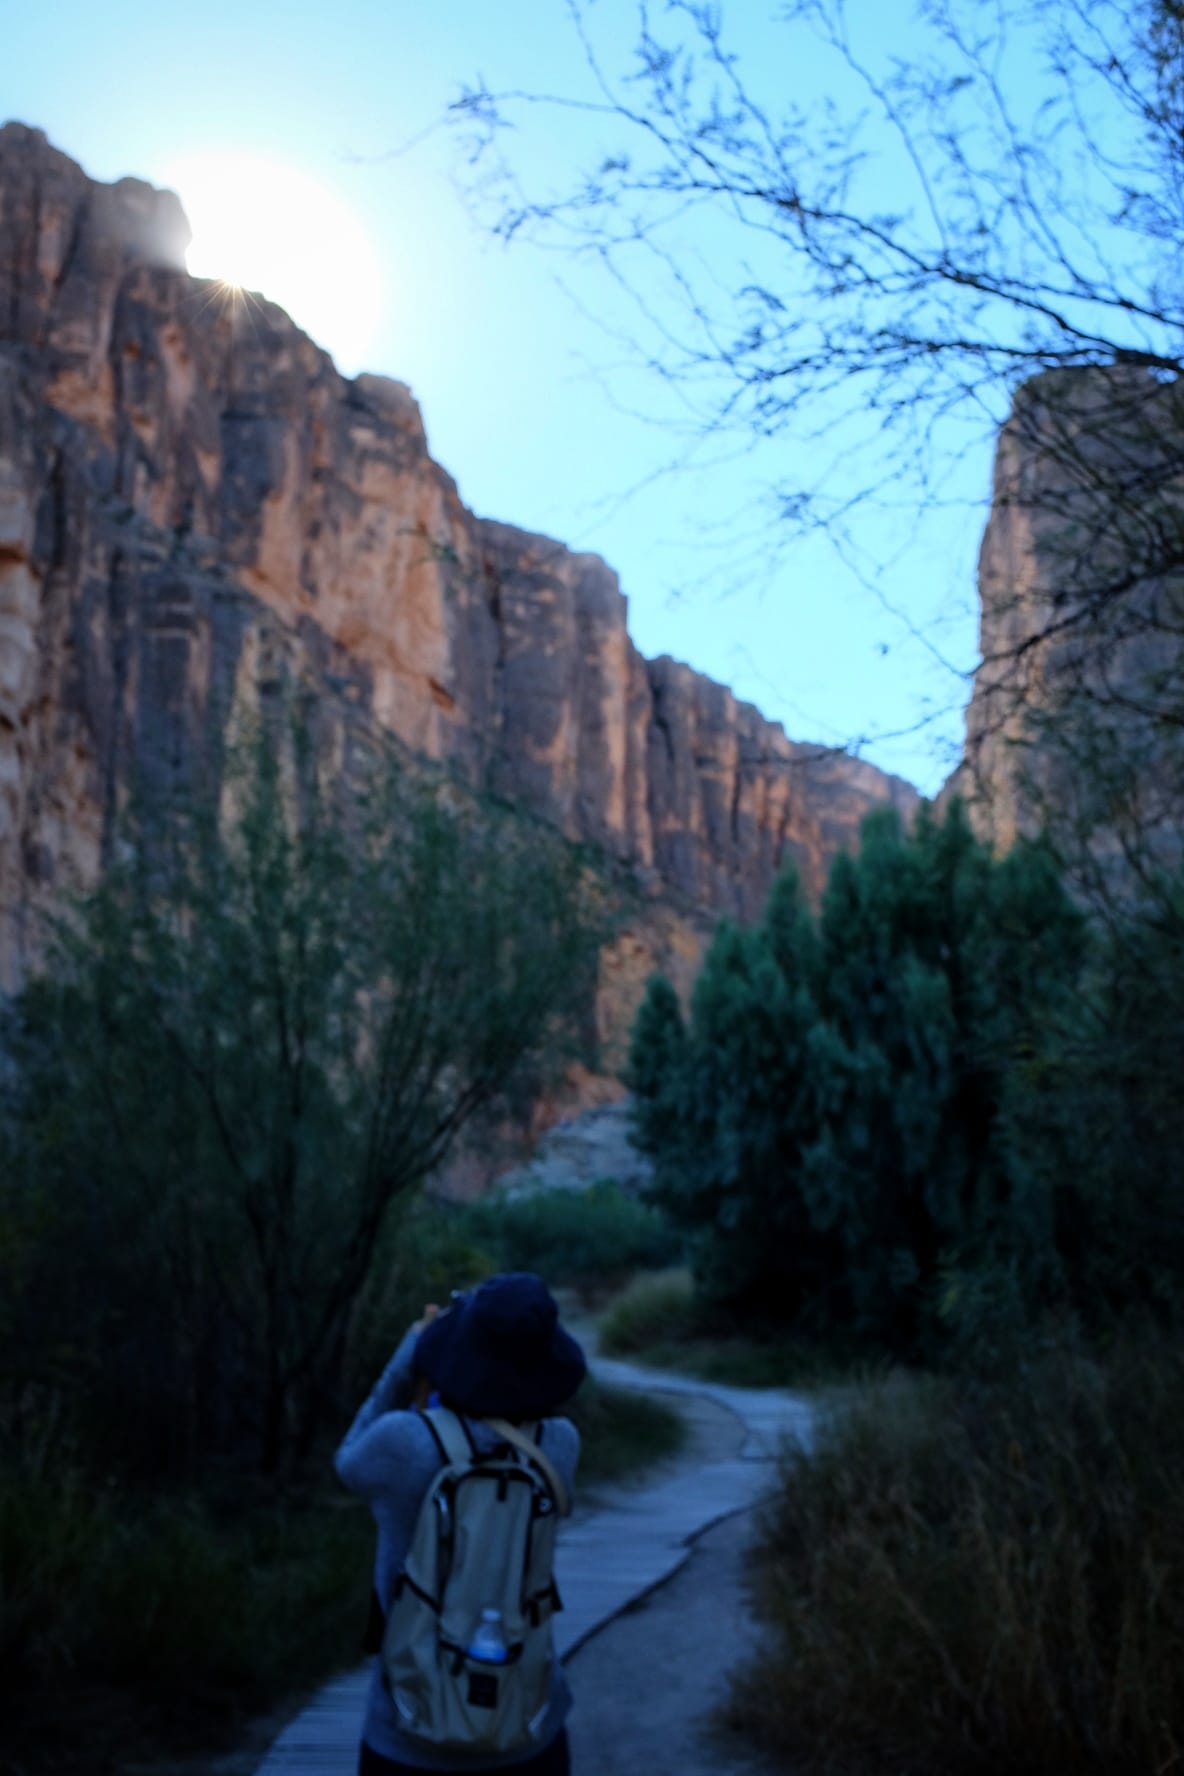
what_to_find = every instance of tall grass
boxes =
[0,1373,687,1771]
[0,1468,373,1774]
[733,1338,1184,1774]
[597,1268,700,1353]
[597,1268,875,1388]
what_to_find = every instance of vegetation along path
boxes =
[255,1358,815,1774]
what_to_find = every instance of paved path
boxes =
[565,1509,789,1776]
[255,1360,814,1773]
[555,1355,814,1658]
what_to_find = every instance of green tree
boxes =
[631,868,843,1328]
[1,736,603,1478]
[630,803,1083,1354]
[1014,872,1184,1323]
[815,805,1083,1346]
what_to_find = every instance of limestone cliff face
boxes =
[950,366,1184,872]
[0,124,916,1025]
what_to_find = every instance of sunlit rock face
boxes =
[949,366,1184,883]
[0,123,916,1068]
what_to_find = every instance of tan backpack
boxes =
[381,1407,570,1757]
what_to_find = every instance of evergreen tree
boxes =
[629,802,1084,1355]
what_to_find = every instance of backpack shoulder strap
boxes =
[421,1406,476,1470]
[483,1416,571,1518]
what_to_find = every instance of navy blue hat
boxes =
[413,1272,586,1420]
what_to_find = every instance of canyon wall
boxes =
[949,365,1184,883]
[0,124,916,1102]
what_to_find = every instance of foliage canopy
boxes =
[630,801,1093,1354]
[0,735,604,1477]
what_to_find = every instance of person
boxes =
[335,1271,586,1776]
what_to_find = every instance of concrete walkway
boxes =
[255,1361,814,1773]
[555,1355,814,1659]
[565,1509,790,1776]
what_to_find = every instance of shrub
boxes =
[597,1268,877,1387]
[468,1178,684,1293]
[344,1197,498,1405]
[733,1337,1184,1774]
[598,1269,699,1354]
[0,731,603,1481]
[0,1467,373,1772]
[630,803,1086,1358]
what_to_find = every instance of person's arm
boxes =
[335,1311,434,1496]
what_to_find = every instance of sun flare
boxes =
[165,152,383,374]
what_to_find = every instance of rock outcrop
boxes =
[483,1100,655,1200]
[0,122,916,1071]
[950,366,1184,880]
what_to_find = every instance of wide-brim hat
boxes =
[412,1271,586,1420]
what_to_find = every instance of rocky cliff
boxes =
[0,124,916,1068]
[950,365,1184,881]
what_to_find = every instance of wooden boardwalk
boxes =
[256,1360,814,1774]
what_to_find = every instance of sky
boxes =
[2,0,1002,796]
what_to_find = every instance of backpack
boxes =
[381,1406,571,1757]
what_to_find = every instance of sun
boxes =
[164,152,383,375]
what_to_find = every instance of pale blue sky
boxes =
[3,1,1002,794]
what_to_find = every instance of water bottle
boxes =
[467,1607,508,1664]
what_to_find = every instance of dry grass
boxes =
[0,1476,374,1776]
[597,1268,878,1391]
[597,1267,699,1353]
[0,1379,684,1775]
[731,1338,1184,1774]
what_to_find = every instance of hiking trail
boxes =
[255,1355,815,1775]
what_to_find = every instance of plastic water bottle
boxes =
[467,1608,508,1664]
